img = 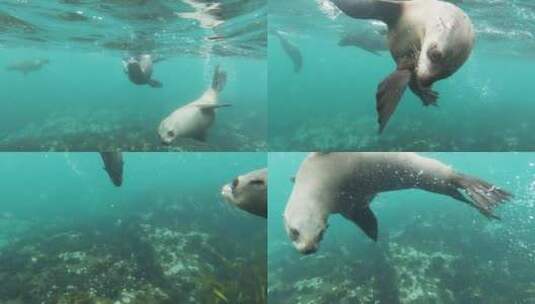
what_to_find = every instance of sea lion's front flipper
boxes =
[409,80,439,106]
[331,0,402,25]
[451,174,513,219]
[148,79,163,88]
[376,69,411,133]
[197,104,232,112]
[341,206,378,241]
[193,132,207,142]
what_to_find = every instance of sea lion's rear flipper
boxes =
[342,206,378,241]
[409,81,439,106]
[148,79,163,88]
[212,65,227,92]
[331,0,402,25]
[197,104,232,112]
[376,69,411,133]
[193,132,207,142]
[451,174,513,219]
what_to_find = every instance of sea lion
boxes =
[100,152,123,187]
[331,0,475,133]
[221,168,267,218]
[158,65,229,144]
[6,59,49,75]
[338,29,387,55]
[283,152,512,255]
[274,31,303,73]
[122,54,162,88]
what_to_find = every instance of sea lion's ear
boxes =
[341,207,378,242]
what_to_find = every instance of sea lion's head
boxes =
[221,168,267,218]
[284,207,328,255]
[416,16,474,87]
[284,180,329,255]
[158,119,177,145]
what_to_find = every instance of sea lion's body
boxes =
[6,59,49,75]
[274,31,303,73]
[283,152,511,255]
[338,30,387,55]
[122,54,162,88]
[158,65,229,144]
[100,152,123,187]
[221,168,267,218]
[332,0,475,133]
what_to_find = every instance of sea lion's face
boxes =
[284,209,327,255]
[158,119,178,145]
[416,18,474,87]
[221,169,267,217]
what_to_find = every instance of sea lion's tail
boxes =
[331,0,402,25]
[452,174,513,219]
[211,64,227,93]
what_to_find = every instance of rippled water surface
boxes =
[1,0,267,151]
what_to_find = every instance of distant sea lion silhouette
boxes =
[158,65,229,144]
[274,31,303,73]
[338,30,387,55]
[122,54,162,88]
[331,0,475,133]
[221,168,267,218]
[100,152,123,187]
[6,59,49,75]
[284,152,512,255]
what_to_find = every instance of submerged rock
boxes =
[0,199,266,303]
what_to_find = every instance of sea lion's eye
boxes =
[249,179,265,186]
[290,228,300,241]
[427,44,443,62]
[167,131,175,138]
[231,178,239,190]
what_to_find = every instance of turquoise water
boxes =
[268,0,535,151]
[0,152,266,303]
[0,1,267,151]
[268,152,535,303]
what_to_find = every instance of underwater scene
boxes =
[269,0,535,151]
[268,152,535,303]
[0,152,266,303]
[0,1,267,151]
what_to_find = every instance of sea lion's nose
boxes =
[301,247,317,255]
[299,243,318,255]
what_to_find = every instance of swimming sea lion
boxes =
[283,152,512,255]
[221,168,267,218]
[338,29,387,55]
[274,31,303,73]
[331,0,475,133]
[122,54,162,88]
[158,65,229,144]
[6,59,49,75]
[100,152,123,187]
